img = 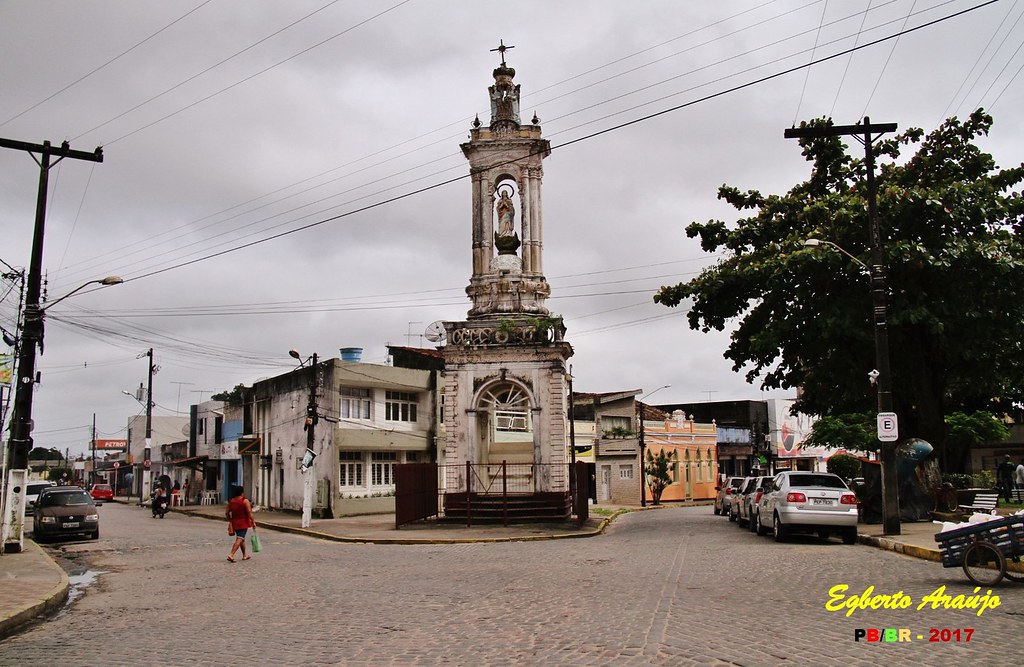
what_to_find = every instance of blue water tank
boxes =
[339,347,363,362]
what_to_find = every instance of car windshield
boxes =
[787,474,847,489]
[41,492,93,507]
[94,485,111,491]
[27,484,52,494]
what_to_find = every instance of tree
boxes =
[826,454,861,482]
[655,110,1024,472]
[211,383,248,407]
[644,448,678,505]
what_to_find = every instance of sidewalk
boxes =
[0,502,1010,640]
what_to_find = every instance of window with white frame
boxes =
[371,452,399,486]
[340,387,371,420]
[339,452,364,488]
[385,391,418,422]
[620,464,634,480]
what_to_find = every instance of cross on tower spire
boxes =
[490,39,514,66]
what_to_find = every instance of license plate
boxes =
[811,498,834,506]
[62,522,80,528]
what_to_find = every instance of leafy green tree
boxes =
[211,383,248,407]
[655,110,1024,472]
[803,413,875,452]
[826,454,862,482]
[644,448,678,505]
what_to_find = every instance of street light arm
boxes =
[41,276,123,312]
[804,239,870,274]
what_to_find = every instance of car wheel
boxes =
[841,527,857,545]
[749,512,758,533]
[728,508,737,522]
[713,505,720,516]
[756,512,769,536]
[773,513,787,542]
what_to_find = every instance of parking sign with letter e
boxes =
[877,412,898,442]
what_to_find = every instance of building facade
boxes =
[250,350,440,516]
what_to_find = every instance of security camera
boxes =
[868,369,880,385]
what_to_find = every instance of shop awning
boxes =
[168,455,209,470]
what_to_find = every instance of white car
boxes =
[25,481,57,516]
[756,471,858,544]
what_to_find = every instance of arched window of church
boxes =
[481,383,531,433]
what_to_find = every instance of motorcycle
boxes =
[151,494,168,519]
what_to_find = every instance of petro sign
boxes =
[96,439,128,450]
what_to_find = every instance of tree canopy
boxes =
[655,110,1024,472]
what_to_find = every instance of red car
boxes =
[89,483,114,502]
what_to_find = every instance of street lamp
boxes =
[805,235,900,535]
[804,239,870,274]
[637,384,671,508]
[3,276,123,553]
[289,349,319,528]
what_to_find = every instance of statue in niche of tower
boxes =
[494,187,521,255]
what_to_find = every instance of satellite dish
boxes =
[424,321,447,344]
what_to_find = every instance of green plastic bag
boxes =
[250,530,261,553]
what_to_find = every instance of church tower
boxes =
[441,45,573,512]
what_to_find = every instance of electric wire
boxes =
[830,0,874,118]
[74,0,415,146]
[0,0,216,128]
[860,0,919,118]
[51,0,890,285]
[937,0,1020,122]
[793,0,831,124]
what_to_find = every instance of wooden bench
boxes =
[957,491,999,514]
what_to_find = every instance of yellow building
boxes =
[643,410,719,502]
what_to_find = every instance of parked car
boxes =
[25,481,56,516]
[89,483,114,502]
[732,475,774,528]
[755,471,858,544]
[714,476,745,516]
[32,486,100,542]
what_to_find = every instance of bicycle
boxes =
[928,480,959,514]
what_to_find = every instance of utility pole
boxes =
[785,118,901,535]
[142,348,154,502]
[2,138,102,553]
[301,353,319,528]
[90,413,96,487]
[567,365,576,510]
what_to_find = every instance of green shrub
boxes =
[826,454,861,482]
[971,470,996,489]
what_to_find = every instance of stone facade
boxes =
[442,56,573,497]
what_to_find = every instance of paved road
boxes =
[0,503,1019,666]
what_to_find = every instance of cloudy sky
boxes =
[2,0,1021,457]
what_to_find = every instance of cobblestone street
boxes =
[1,504,1020,666]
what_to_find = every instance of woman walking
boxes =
[225,485,255,562]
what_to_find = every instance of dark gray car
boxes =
[32,486,99,542]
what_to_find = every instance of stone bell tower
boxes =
[441,45,573,511]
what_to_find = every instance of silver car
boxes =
[756,471,858,544]
[714,476,745,516]
[733,475,773,530]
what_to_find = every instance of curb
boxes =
[177,507,614,545]
[857,533,942,562]
[0,541,69,640]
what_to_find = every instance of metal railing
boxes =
[395,461,584,528]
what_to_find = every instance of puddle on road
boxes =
[54,568,106,617]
